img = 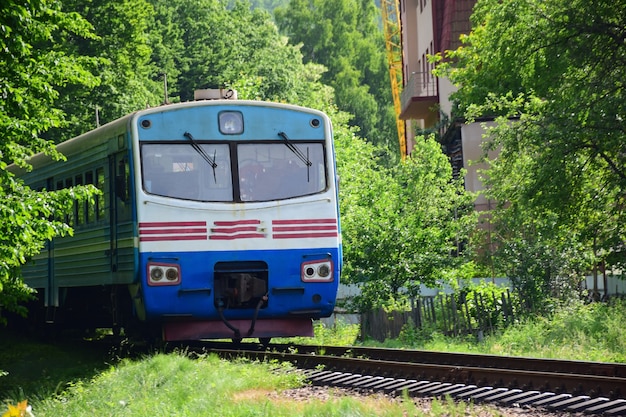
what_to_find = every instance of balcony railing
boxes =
[400,71,438,120]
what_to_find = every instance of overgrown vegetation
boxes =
[366,299,626,363]
[338,135,477,312]
[275,319,361,347]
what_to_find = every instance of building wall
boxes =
[438,77,455,118]
[400,0,486,196]
[401,0,419,77]
[461,122,496,212]
[402,0,435,79]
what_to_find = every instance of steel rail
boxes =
[270,343,626,378]
[211,348,625,398]
[193,341,626,379]
[202,344,626,415]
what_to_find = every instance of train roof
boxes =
[8,99,328,176]
[8,111,136,176]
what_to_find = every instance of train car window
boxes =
[141,143,232,202]
[75,174,84,226]
[53,180,64,221]
[85,171,95,223]
[65,178,74,227]
[237,143,326,201]
[96,167,106,220]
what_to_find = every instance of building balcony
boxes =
[400,71,439,121]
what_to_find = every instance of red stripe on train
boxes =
[139,235,208,242]
[272,218,337,225]
[209,233,266,240]
[139,221,207,228]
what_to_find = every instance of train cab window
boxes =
[237,143,326,202]
[140,142,326,203]
[141,143,232,202]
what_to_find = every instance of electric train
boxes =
[13,90,342,342]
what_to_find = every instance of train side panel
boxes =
[18,119,138,326]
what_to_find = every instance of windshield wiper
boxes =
[278,131,312,182]
[184,131,217,183]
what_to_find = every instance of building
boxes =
[399,0,474,131]
[398,0,496,255]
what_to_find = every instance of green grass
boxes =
[2,300,625,416]
[0,334,113,401]
[4,352,442,417]
[482,299,626,362]
[275,319,361,347]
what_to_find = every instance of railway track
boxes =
[196,342,626,415]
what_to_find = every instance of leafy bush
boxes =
[460,280,517,330]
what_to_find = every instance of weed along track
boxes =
[198,342,626,415]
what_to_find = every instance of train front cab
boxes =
[132,101,341,342]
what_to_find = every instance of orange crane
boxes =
[381,0,407,159]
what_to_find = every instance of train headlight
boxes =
[148,263,181,286]
[166,267,179,281]
[301,260,333,282]
[317,264,331,278]
[151,267,164,281]
[304,266,316,279]
[218,111,243,135]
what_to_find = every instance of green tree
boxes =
[438,0,626,294]
[226,0,288,12]
[275,0,398,157]
[337,134,476,310]
[148,0,308,103]
[0,0,99,318]
[48,0,162,141]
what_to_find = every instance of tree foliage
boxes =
[226,0,288,12]
[337,134,476,310]
[0,0,99,316]
[47,0,163,141]
[147,0,312,105]
[275,0,399,157]
[44,0,331,137]
[438,0,626,299]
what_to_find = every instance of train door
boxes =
[109,150,133,275]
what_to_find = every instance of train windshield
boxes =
[141,142,326,202]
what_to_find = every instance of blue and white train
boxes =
[15,90,342,342]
